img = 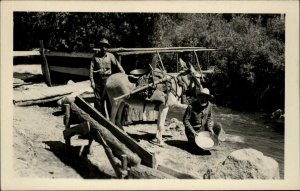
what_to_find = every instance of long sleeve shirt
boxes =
[183,101,214,134]
[90,52,125,85]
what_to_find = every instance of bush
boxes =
[14,13,284,111]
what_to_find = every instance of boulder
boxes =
[167,118,184,131]
[204,148,280,179]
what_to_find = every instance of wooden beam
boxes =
[75,96,156,168]
[13,51,40,57]
[94,47,207,52]
[116,48,219,56]
[49,66,89,76]
[45,51,93,58]
[157,164,197,179]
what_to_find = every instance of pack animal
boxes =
[105,68,200,145]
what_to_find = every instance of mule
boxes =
[105,68,200,145]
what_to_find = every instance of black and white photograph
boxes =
[1,0,299,190]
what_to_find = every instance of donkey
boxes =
[105,67,201,146]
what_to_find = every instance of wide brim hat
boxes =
[99,38,111,47]
[196,88,214,98]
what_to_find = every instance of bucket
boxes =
[130,69,149,76]
[195,131,219,150]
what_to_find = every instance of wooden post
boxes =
[39,40,52,86]
[64,104,71,148]
[118,55,122,64]
[121,154,128,170]
[156,51,165,72]
[193,50,205,82]
[176,53,179,73]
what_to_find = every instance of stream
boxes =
[168,104,285,178]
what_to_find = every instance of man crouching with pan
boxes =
[183,88,225,152]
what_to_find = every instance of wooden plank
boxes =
[157,164,197,179]
[13,51,40,57]
[75,96,156,168]
[94,47,207,52]
[39,40,52,86]
[49,65,89,76]
[116,48,219,56]
[45,51,93,58]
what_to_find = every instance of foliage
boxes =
[13,12,285,111]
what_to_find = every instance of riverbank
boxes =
[12,64,284,179]
[13,102,284,179]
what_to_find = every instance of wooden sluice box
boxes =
[62,95,196,179]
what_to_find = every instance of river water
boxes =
[168,104,285,179]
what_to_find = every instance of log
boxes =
[14,95,67,106]
[128,165,176,179]
[63,121,90,140]
[64,104,71,148]
[69,102,141,167]
[157,164,197,179]
[94,130,123,178]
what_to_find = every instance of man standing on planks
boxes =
[90,38,125,116]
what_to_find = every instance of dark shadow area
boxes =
[52,110,65,116]
[13,72,45,83]
[165,140,211,155]
[127,130,173,142]
[37,100,60,107]
[127,131,155,142]
[125,120,158,126]
[43,141,113,179]
[13,56,42,65]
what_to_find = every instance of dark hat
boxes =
[99,38,110,47]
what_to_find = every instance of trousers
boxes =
[94,75,110,116]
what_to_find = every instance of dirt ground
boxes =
[13,101,240,179]
[12,64,239,179]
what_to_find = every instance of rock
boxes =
[204,148,280,179]
[67,80,75,84]
[270,109,284,119]
[167,118,184,131]
[57,96,75,106]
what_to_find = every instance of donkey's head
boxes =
[176,66,203,96]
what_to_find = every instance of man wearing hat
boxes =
[183,87,223,151]
[90,38,125,114]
